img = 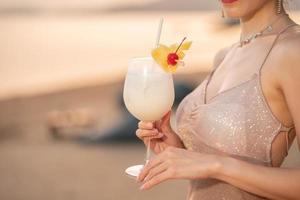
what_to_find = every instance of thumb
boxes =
[154,111,172,132]
[161,111,171,124]
[161,111,172,133]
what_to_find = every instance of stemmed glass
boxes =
[123,57,175,178]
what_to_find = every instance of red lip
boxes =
[221,0,238,4]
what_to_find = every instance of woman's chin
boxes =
[223,5,260,19]
[224,9,247,19]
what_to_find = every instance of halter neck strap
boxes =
[258,23,297,74]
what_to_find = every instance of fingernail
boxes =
[140,184,145,190]
[147,122,152,126]
[153,133,161,137]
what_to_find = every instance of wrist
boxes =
[209,155,238,180]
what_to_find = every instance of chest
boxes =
[176,77,281,165]
[205,40,277,102]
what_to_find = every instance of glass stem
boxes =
[146,139,151,163]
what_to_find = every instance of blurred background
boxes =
[0,0,300,200]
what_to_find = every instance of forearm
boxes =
[213,156,300,200]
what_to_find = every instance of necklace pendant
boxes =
[266,25,273,32]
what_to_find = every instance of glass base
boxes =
[125,164,144,178]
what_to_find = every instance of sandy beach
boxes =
[1,1,300,199]
[0,72,299,200]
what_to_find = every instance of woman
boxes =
[135,0,300,199]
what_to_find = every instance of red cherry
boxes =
[167,53,179,66]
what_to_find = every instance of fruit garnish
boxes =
[151,37,192,73]
[167,53,179,66]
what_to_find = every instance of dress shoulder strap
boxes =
[256,23,297,131]
[258,24,297,74]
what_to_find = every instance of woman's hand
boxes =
[136,111,185,154]
[137,147,221,190]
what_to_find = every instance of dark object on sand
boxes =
[77,82,194,145]
[47,108,97,140]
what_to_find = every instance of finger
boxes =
[161,111,172,133]
[136,129,159,139]
[144,161,168,182]
[138,121,154,130]
[137,154,164,182]
[140,170,172,190]
[161,111,171,124]
[154,120,162,132]
[154,111,171,133]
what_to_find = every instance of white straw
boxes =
[144,18,164,164]
[155,18,164,48]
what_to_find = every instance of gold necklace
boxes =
[239,13,288,47]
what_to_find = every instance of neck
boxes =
[240,1,285,39]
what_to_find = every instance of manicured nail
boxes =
[140,184,145,190]
[152,130,158,135]
[144,176,149,182]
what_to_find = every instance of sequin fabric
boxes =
[176,74,284,200]
[175,25,297,200]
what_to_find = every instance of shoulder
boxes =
[272,25,300,83]
[272,25,300,148]
[277,24,300,55]
[212,44,235,69]
[275,24,300,62]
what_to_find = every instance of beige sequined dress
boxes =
[175,24,297,200]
